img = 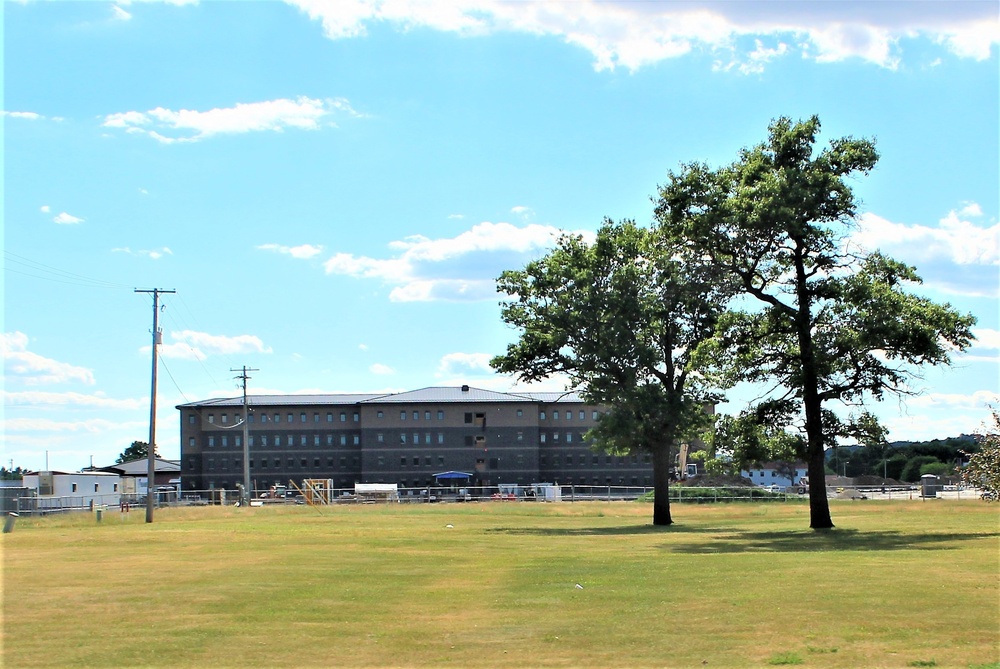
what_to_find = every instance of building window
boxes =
[540,433,547,443]
[400,434,407,444]
[188,414,196,424]
[438,456,445,466]
[377,411,384,419]
[222,414,228,424]
[401,457,408,467]
[437,433,444,444]
[314,435,320,446]
[114,483,119,492]
[221,436,229,447]
[353,413,359,422]
[327,413,333,422]
[579,411,585,420]
[71,483,78,492]
[208,414,215,423]
[326,435,334,446]
[566,432,573,443]
[208,436,215,447]
[566,411,571,421]
[401,411,407,421]
[353,435,359,445]
[299,436,306,446]
[553,432,560,442]
[413,411,419,420]
[341,435,348,446]
[517,431,523,442]
[288,414,294,423]
[553,410,560,420]
[424,411,431,420]
[540,411,546,420]
[188,437,195,448]
[249,414,256,423]
[464,412,473,424]
[517,409,523,417]
[236,436,242,447]
[274,413,281,423]
[413,433,420,445]
[261,436,268,447]
[377,433,384,443]
[437,410,444,420]
[275,436,282,447]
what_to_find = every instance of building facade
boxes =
[177,385,656,494]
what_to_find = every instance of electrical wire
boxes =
[4,250,132,289]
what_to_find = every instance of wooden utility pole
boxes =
[232,366,258,505]
[136,287,175,523]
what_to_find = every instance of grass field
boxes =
[2,500,998,668]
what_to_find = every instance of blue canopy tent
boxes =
[433,471,473,481]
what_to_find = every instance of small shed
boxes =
[354,483,399,503]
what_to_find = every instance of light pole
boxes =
[843,461,849,478]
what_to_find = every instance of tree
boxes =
[656,116,976,529]
[962,409,1000,501]
[115,440,158,464]
[491,220,731,525]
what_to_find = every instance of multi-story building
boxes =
[177,385,656,494]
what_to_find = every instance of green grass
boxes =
[3,501,998,668]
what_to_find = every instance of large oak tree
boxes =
[656,116,976,529]
[492,220,731,525]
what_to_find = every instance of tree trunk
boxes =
[652,443,673,526]
[793,243,834,529]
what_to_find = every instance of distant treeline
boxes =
[826,435,979,482]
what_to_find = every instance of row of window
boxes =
[540,453,649,467]
[540,432,587,444]
[200,455,362,472]
[195,411,361,425]
[192,407,603,427]
[200,433,362,448]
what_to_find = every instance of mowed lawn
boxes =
[2,501,998,668]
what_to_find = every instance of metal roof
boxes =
[176,386,588,408]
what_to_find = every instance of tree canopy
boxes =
[962,409,1000,502]
[491,219,731,525]
[656,116,976,529]
[115,440,157,464]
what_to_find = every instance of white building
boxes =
[21,471,122,509]
[740,462,808,490]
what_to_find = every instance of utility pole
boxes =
[136,287,175,523]
[232,366,258,506]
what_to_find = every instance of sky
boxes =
[2,0,998,472]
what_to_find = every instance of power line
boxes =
[3,251,131,289]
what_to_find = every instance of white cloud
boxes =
[284,0,999,72]
[112,4,132,20]
[437,352,494,377]
[53,212,85,225]
[2,417,140,434]
[112,246,173,260]
[257,243,324,259]
[151,330,273,360]
[970,328,1000,351]
[906,390,999,410]
[103,96,362,143]
[2,332,96,386]
[3,390,144,410]
[40,205,51,213]
[959,201,984,217]
[852,208,999,297]
[324,220,578,302]
[358,343,369,351]
[369,363,395,375]
[2,110,43,120]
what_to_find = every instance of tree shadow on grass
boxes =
[486,524,726,537]
[666,529,999,553]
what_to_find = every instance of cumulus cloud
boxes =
[284,0,998,72]
[257,243,324,259]
[852,207,999,297]
[152,330,273,361]
[2,110,42,120]
[112,4,132,20]
[369,363,395,375]
[112,246,173,260]
[53,212,85,225]
[40,205,51,213]
[324,220,579,302]
[437,352,494,377]
[102,96,363,143]
[2,332,96,386]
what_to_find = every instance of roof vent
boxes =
[461,385,470,392]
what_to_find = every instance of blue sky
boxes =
[3,0,998,471]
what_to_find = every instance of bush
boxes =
[900,456,939,482]
[918,462,952,477]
